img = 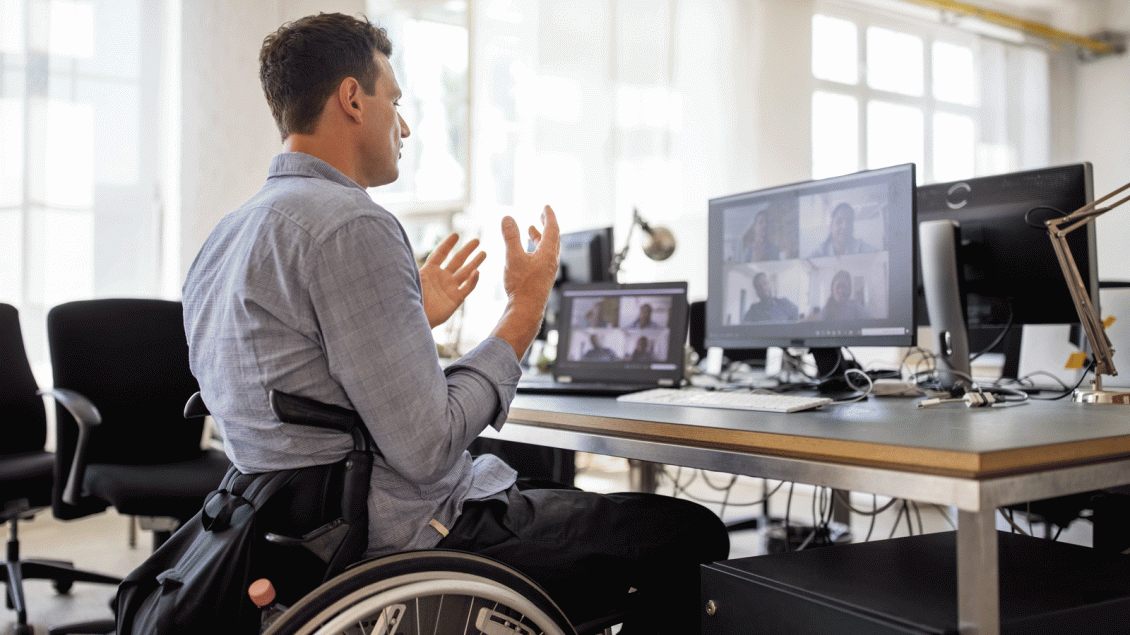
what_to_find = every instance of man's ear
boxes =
[338,78,362,123]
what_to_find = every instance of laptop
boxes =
[517,281,689,396]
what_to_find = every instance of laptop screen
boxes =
[553,281,689,387]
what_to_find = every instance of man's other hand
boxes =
[420,233,487,328]
[490,206,560,359]
[501,205,560,309]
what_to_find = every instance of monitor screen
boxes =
[705,163,918,352]
[541,227,615,334]
[915,163,1096,329]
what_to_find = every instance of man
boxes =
[580,332,619,362]
[809,202,878,258]
[182,13,726,633]
[743,272,799,323]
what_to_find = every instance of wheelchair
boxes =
[187,390,625,635]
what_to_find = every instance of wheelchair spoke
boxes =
[432,594,443,635]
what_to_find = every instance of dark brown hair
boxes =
[259,13,392,140]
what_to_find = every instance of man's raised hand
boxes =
[419,233,487,328]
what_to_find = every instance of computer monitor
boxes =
[705,164,918,376]
[915,163,1096,378]
[541,227,615,334]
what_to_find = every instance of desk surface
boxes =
[509,395,1130,479]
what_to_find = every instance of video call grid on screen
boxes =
[556,283,688,378]
[706,164,917,350]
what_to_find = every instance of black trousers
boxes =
[437,484,730,634]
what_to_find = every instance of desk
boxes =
[484,396,1130,635]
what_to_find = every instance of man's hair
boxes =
[259,13,393,140]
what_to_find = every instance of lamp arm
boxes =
[609,208,643,279]
[1047,228,1115,380]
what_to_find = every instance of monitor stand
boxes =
[919,219,972,392]
[811,347,860,379]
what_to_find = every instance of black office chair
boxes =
[0,303,120,635]
[43,299,230,548]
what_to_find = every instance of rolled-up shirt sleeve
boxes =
[309,213,519,485]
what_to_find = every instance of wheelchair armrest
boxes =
[269,390,373,453]
[38,388,101,506]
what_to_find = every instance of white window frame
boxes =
[813,1,984,184]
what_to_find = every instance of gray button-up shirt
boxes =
[183,152,519,557]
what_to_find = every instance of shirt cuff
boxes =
[444,336,521,430]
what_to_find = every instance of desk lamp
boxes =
[1046,178,1130,403]
[609,207,677,279]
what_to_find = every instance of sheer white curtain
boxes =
[1,0,166,376]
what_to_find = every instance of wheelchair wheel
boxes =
[263,550,576,635]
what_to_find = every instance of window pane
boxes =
[49,0,94,59]
[78,79,138,185]
[812,14,857,84]
[0,0,24,54]
[43,208,93,305]
[0,99,23,206]
[934,112,975,182]
[44,99,94,207]
[541,75,581,122]
[867,100,923,169]
[866,26,923,96]
[933,41,975,105]
[0,210,20,304]
[812,91,858,179]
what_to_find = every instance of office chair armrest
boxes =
[38,388,101,506]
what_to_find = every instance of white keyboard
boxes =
[617,388,833,413]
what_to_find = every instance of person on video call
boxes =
[580,332,619,361]
[810,202,878,258]
[181,13,726,633]
[822,270,870,320]
[743,272,799,323]
[739,209,781,262]
[629,302,657,328]
[629,336,654,362]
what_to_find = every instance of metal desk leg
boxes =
[957,507,999,635]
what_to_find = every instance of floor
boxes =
[3,454,1093,635]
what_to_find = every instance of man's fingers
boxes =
[541,205,559,241]
[461,269,481,294]
[445,238,481,272]
[454,251,487,282]
[501,216,522,251]
[427,232,460,266]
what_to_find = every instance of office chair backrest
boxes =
[0,303,46,456]
[47,299,204,468]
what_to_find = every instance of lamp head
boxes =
[641,225,676,261]
[633,208,676,261]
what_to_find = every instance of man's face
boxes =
[832,275,851,301]
[359,52,411,188]
[754,274,771,300]
[831,207,853,246]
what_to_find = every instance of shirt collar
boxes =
[268,152,366,192]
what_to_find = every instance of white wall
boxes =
[174,0,366,283]
[1077,0,1130,282]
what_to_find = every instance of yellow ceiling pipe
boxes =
[898,0,1119,56]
